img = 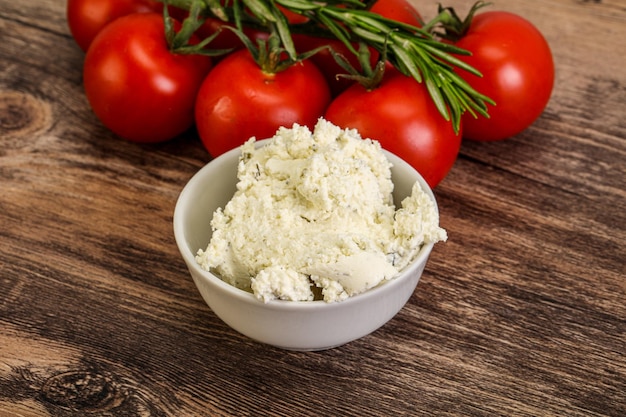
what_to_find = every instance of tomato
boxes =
[454,11,554,141]
[294,0,421,96]
[83,13,212,143]
[67,0,162,52]
[190,5,300,53]
[324,68,461,188]
[293,36,368,97]
[369,0,422,27]
[169,3,270,52]
[278,5,309,24]
[195,18,269,52]
[195,49,331,157]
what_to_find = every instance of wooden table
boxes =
[1,0,624,415]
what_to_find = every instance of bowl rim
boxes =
[173,140,439,310]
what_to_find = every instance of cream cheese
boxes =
[195,118,447,303]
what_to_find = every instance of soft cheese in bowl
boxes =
[173,119,446,350]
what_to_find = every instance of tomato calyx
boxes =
[328,41,386,91]
[423,1,491,42]
[226,24,323,74]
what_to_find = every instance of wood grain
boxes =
[1,0,625,416]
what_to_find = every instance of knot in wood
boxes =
[0,90,51,143]
[41,370,126,413]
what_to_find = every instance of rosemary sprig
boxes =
[160,0,495,133]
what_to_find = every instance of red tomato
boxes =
[294,0,421,96]
[324,69,461,188]
[454,11,555,141]
[195,18,269,52]
[293,36,369,97]
[195,49,331,157]
[83,13,212,143]
[369,0,422,27]
[67,0,162,52]
[278,5,309,24]
[191,4,301,52]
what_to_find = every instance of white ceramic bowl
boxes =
[173,140,440,351]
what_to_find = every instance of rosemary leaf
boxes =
[241,0,277,24]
